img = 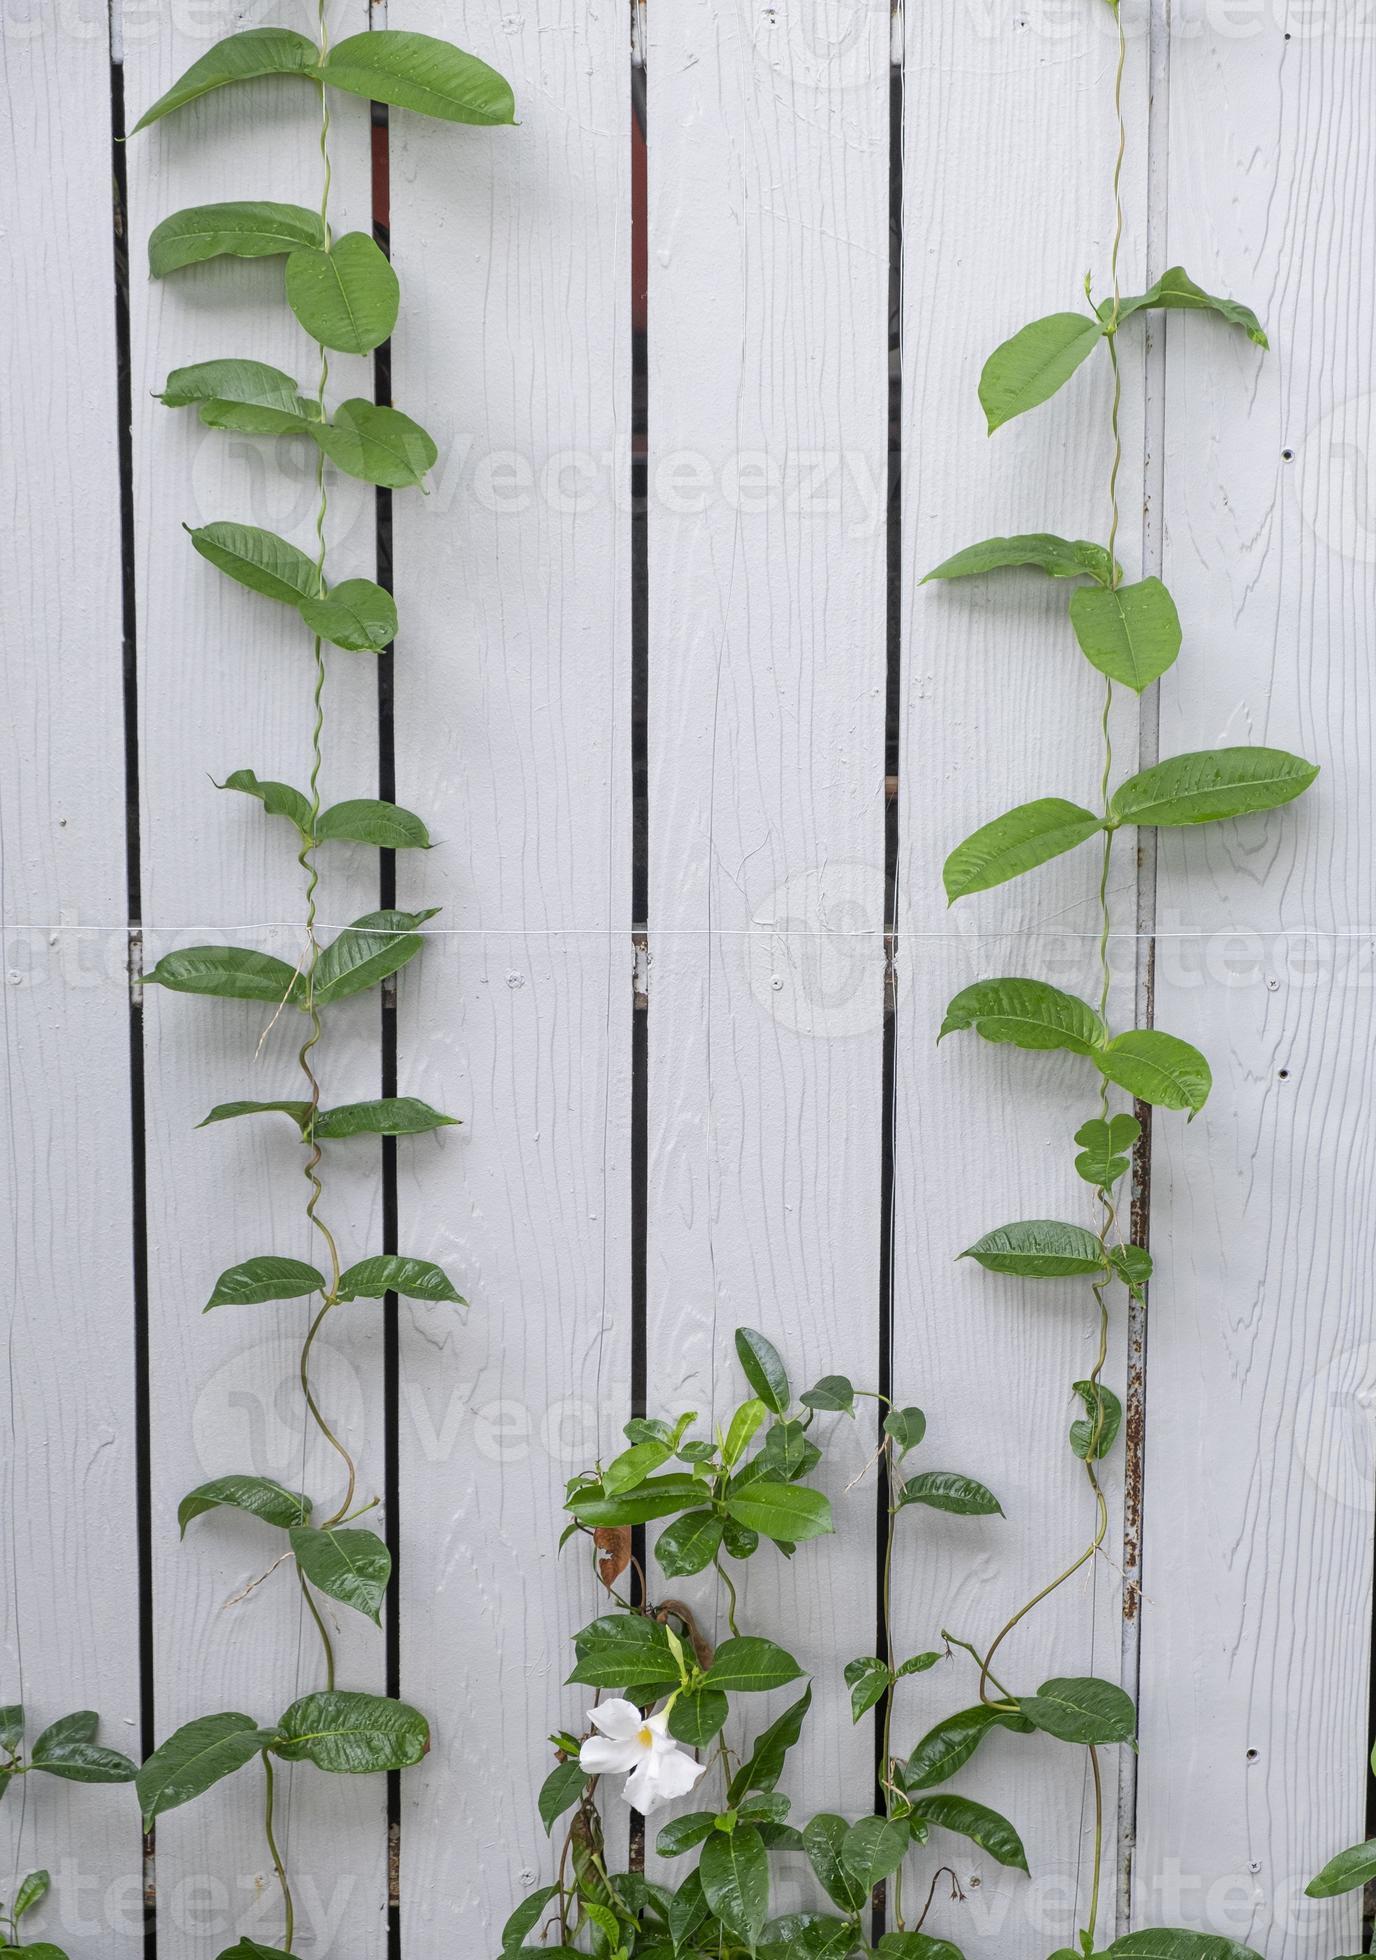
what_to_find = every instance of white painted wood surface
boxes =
[2,2,1375,1954]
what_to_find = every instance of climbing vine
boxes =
[120,17,514,1960]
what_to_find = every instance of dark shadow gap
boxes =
[107,33,158,1960]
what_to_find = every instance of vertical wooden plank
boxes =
[645,0,891,1868]
[387,3,632,1946]
[1134,10,1376,1954]
[0,19,142,1955]
[898,6,1148,1954]
[123,6,388,1954]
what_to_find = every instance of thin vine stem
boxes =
[262,1749,295,1952]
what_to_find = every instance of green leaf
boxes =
[568,1475,706,1529]
[923,532,1113,584]
[897,1651,941,1680]
[214,1940,292,1959]
[537,1759,587,1836]
[877,1935,965,1960]
[30,1711,97,1754]
[142,945,302,1006]
[979,312,1104,433]
[1108,1936,1265,1960]
[842,1815,909,1890]
[131,28,318,132]
[1098,1029,1212,1115]
[1109,1244,1153,1291]
[1069,577,1182,693]
[313,907,438,1005]
[217,768,313,836]
[291,1526,391,1624]
[723,1399,768,1468]
[315,798,431,849]
[1305,1837,1376,1898]
[29,1737,137,1785]
[655,1510,724,1579]
[844,1656,892,1722]
[273,1691,429,1773]
[501,1885,561,1950]
[734,1328,790,1413]
[884,1406,927,1459]
[0,1705,23,1752]
[802,1814,868,1913]
[1111,747,1319,827]
[188,522,323,607]
[1110,266,1269,347]
[667,1686,729,1748]
[320,31,516,124]
[723,1481,832,1543]
[298,579,398,653]
[567,1617,680,1692]
[13,1870,50,1920]
[286,234,399,356]
[800,1375,855,1415]
[602,1439,673,1496]
[763,1912,863,1958]
[962,1219,1106,1278]
[1073,1114,1140,1188]
[1019,1675,1136,1746]
[940,977,1105,1055]
[149,201,326,277]
[656,1812,717,1857]
[203,1256,324,1313]
[907,1794,1028,1872]
[756,1419,821,1482]
[703,1637,803,1695]
[313,1097,456,1139]
[159,358,317,436]
[136,1713,275,1829]
[944,799,1103,901]
[903,1705,1020,1790]
[699,1828,769,1946]
[312,399,437,490]
[1070,1382,1123,1462]
[178,1475,311,1538]
[335,1254,464,1306]
[668,1870,710,1951]
[899,1470,1002,1517]
[727,1685,812,1804]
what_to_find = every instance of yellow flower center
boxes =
[638,1727,654,1748]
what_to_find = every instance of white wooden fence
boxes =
[3,1,1375,1955]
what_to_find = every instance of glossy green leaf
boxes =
[656,1811,718,1858]
[1098,1029,1212,1115]
[30,1711,98,1754]
[885,1406,927,1458]
[923,532,1113,584]
[722,1398,768,1468]
[944,799,1103,901]
[1305,1837,1376,1898]
[734,1327,790,1413]
[756,1418,821,1482]
[29,1737,136,1784]
[1111,747,1319,827]
[723,1480,832,1543]
[1109,1244,1153,1291]
[1070,1382,1123,1462]
[217,768,312,835]
[136,1713,276,1828]
[0,1705,23,1752]
[313,907,438,1005]
[131,28,318,132]
[1069,577,1182,693]
[158,358,317,436]
[286,234,399,356]
[315,798,431,848]
[962,1219,1106,1278]
[899,1471,1002,1517]
[940,977,1105,1055]
[668,1870,710,1950]
[214,1939,292,1959]
[568,1475,706,1529]
[13,1870,50,1920]
[273,1691,429,1773]
[844,1656,892,1722]
[800,1374,855,1415]
[1108,1935,1265,1959]
[537,1759,586,1836]
[149,200,325,276]
[1110,266,1268,347]
[500,1885,561,1950]
[876,1935,965,1960]
[762,1912,864,1958]
[188,521,322,607]
[704,1637,804,1694]
[666,1686,729,1748]
[1074,1114,1140,1188]
[897,1651,941,1680]
[142,945,302,1006]
[801,1814,868,1913]
[699,1827,769,1946]
[602,1438,673,1496]
[178,1475,311,1538]
[903,1705,1020,1790]
[312,399,437,490]
[567,1617,680,1691]
[655,1510,724,1579]
[320,31,516,124]
[979,312,1104,433]
[291,1525,391,1624]
[203,1256,324,1313]
[908,1794,1028,1872]
[727,1685,812,1803]
[334,1254,463,1306]
[842,1815,909,1889]
[298,578,398,653]
[199,1096,455,1139]
[1019,1675,1136,1746]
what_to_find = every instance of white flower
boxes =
[578,1700,708,1816]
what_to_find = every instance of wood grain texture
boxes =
[896,5,1150,1952]
[386,1,632,1945]
[644,0,891,1891]
[1133,6,1376,1953]
[0,19,142,1955]
[124,7,389,1953]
